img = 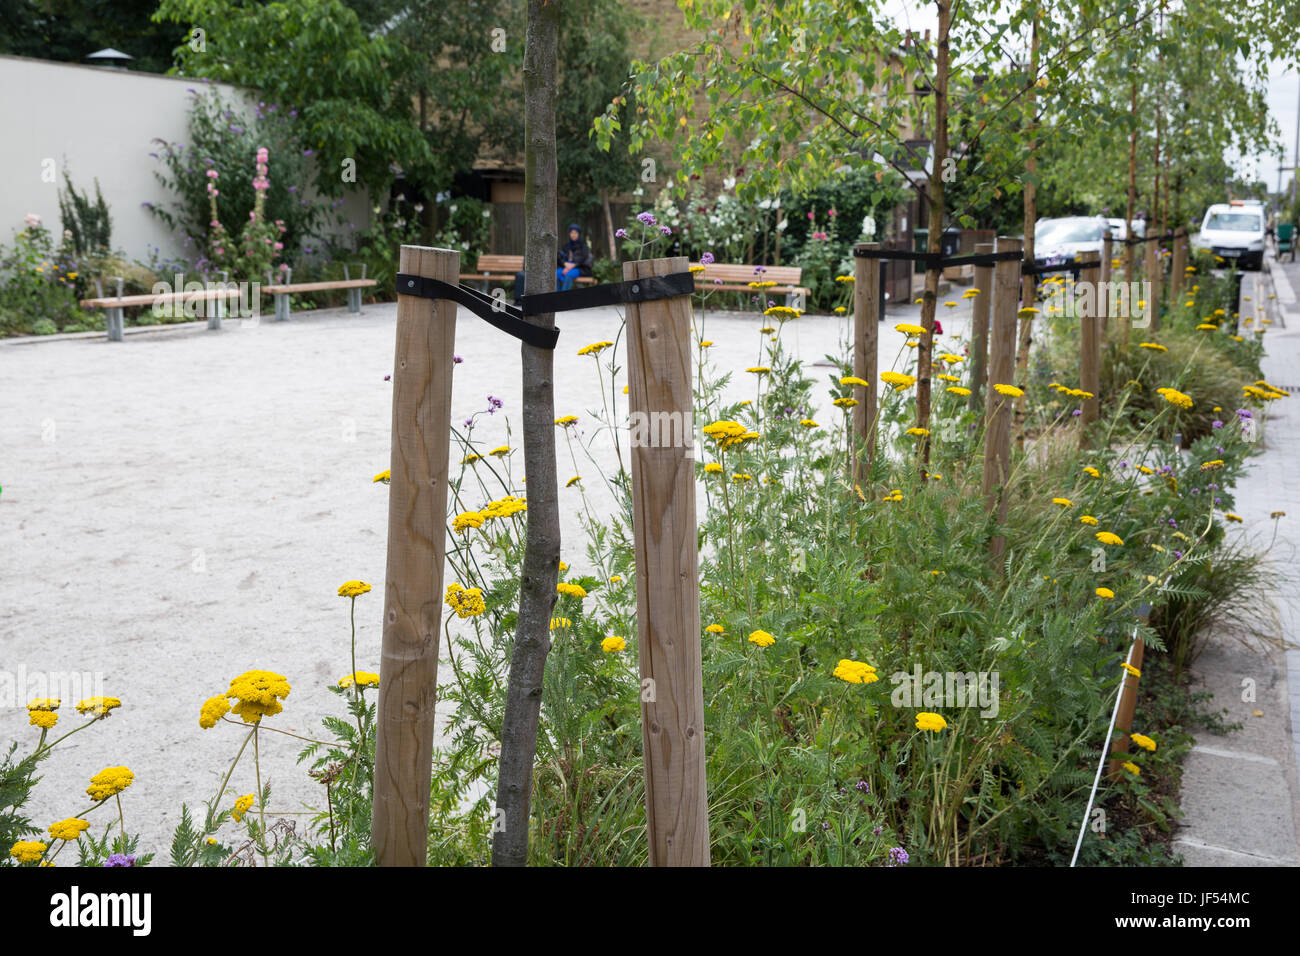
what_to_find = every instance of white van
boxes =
[1194,201,1266,270]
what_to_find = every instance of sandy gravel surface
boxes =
[0,292,964,857]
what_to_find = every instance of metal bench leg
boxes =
[106,307,124,342]
[276,294,289,321]
[347,287,361,313]
[209,296,223,331]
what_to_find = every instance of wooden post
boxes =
[625,255,710,866]
[1170,227,1187,300]
[1100,231,1114,340]
[1079,251,1101,447]
[984,238,1020,564]
[1144,235,1161,332]
[372,245,458,866]
[1108,607,1150,779]
[852,243,881,483]
[969,242,994,413]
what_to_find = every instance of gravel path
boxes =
[0,292,959,857]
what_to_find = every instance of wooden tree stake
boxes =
[852,242,881,484]
[372,245,458,866]
[969,242,994,413]
[1079,251,1101,446]
[984,238,1021,565]
[625,255,710,866]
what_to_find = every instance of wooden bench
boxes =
[79,276,253,341]
[689,263,811,307]
[459,253,597,289]
[262,264,377,321]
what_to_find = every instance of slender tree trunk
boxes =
[917,0,951,472]
[492,0,561,868]
[601,188,617,260]
[1013,8,1039,450]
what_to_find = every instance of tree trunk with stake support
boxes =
[493,0,561,867]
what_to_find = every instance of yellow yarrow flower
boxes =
[946,386,971,396]
[906,427,930,436]
[840,375,869,387]
[566,475,582,488]
[74,696,122,718]
[1155,387,1193,409]
[915,712,947,732]
[881,371,917,389]
[1121,761,1141,776]
[1080,515,1099,526]
[1082,466,1101,478]
[600,636,627,654]
[555,415,579,426]
[1095,531,1124,546]
[747,629,775,647]
[338,580,371,598]
[993,383,1024,397]
[1130,733,1157,752]
[704,462,723,474]
[86,766,134,802]
[199,695,231,729]
[47,818,90,842]
[232,794,255,823]
[549,617,571,630]
[29,710,58,729]
[453,511,485,533]
[1224,513,1243,522]
[833,659,878,684]
[445,582,487,618]
[372,469,390,483]
[1136,341,1165,352]
[338,671,380,689]
[1095,587,1115,599]
[226,671,291,724]
[705,624,725,634]
[577,340,614,356]
[557,581,587,599]
[746,366,771,375]
[833,397,858,408]
[799,418,819,428]
[9,840,47,864]
[1052,497,1072,507]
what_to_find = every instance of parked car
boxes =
[1105,217,1146,242]
[1032,216,1110,275]
[1192,201,1266,270]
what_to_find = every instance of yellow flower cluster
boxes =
[881,371,917,390]
[1156,387,1193,409]
[601,636,627,654]
[1121,761,1141,776]
[554,415,579,427]
[453,511,486,534]
[894,322,926,336]
[577,340,614,356]
[1095,587,1115,599]
[199,695,231,729]
[1138,342,1166,352]
[1095,531,1124,546]
[1080,515,1099,526]
[946,386,971,397]
[992,383,1024,398]
[799,418,819,428]
[1199,459,1224,471]
[937,353,964,364]
[557,581,587,599]
[833,659,878,684]
[906,427,930,437]
[75,697,122,718]
[550,617,571,630]
[882,489,903,502]
[1052,497,1072,507]
[834,275,855,283]
[338,671,380,689]
[1224,513,1243,522]
[86,766,134,802]
[833,397,858,408]
[481,495,527,520]
[337,580,371,598]
[1052,384,1094,399]
[1130,733,1157,752]
[226,671,292,724]
[47,818,90,842]
[840,375,869,387]
[746,366,771,375]
[9,840,46,863]
[747,630,775,647]
[703,462,723,474]
[232,794,255,823]
[764,305,801,318]
[705,624,725,634]
[445,582,487,618]
[915,712,947,732]
[1082,466,1101,478]
[372,469,391,483]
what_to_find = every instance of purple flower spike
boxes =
[1173,549,1184,559]
[888,847,909,866]
[659,225,672,236]
[1072,409,1083,417]
[701,251,715,264]
[103,853,137,867]
[636,211,656,226]
[615,228,627,239]
[1212,420,1223,429]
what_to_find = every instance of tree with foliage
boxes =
[153,0,434,199]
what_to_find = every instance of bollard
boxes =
[1108,606,1150,779]
[1079,251,1101,446]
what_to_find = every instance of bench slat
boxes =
[263,279,377,294]
[79,287,248,308]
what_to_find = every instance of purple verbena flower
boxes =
[659,225,672,236]
[701,251,715,264]
[1212,420,1223,429]
[615,228,628,239]
[888,847,909,866]
[1072,409,1083,417]
[103,853,137,867]
[636,211,656,226]
[453,355,463,364]
[1173,549,1184,559]
[855,780,870,793]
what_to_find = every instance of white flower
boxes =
[461,241,469,249]
[24,213,41,227]
[449,204,457,214]
[758,198,772,210]
[482,209,491,218]
[435,191,449,203]
[861,215,876,238]
[723,177,736,191]
[414,203,424,213]
[777,218,788,232]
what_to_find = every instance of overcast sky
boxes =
[880,1,1300,195]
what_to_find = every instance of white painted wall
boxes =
[0,55,371,266]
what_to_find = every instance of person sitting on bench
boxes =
[514,224,594,302]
